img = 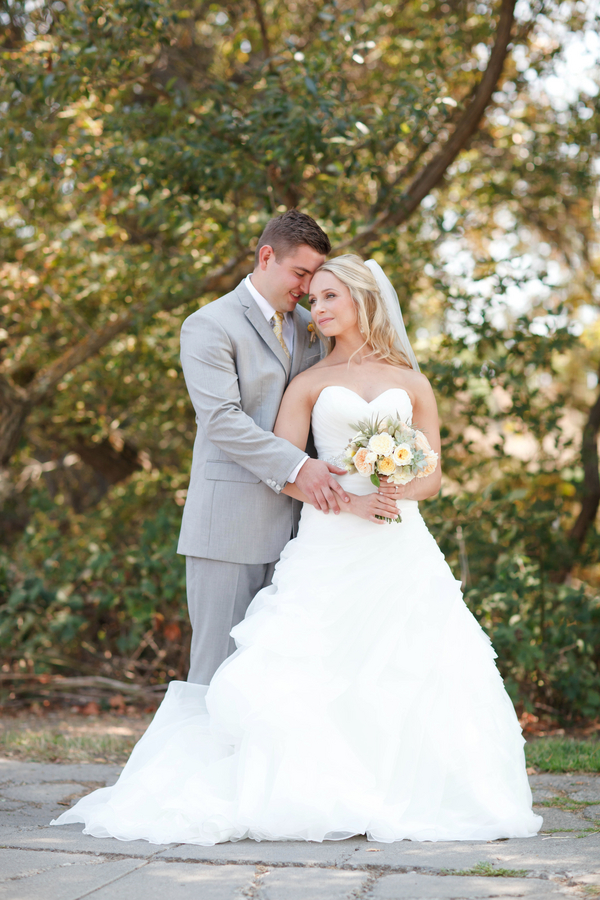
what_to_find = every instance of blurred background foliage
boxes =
[0,0,599,721]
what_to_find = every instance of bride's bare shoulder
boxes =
[396,366,435,405]
[287,362,336,404]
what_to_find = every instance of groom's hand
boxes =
[295,460,350,514]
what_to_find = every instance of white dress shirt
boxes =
[245,274,295,355]
[244,274,308,485]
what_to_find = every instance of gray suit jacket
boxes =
[177,279,321,564]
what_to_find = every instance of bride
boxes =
[52,255,542,845]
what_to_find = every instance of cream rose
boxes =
[354,448,377,476]
[393,443,413,466]
[417,452,438,478]
[368,432,395,456]
[415,430,433,452]
[377,455,396,475]
[390,468,414,485]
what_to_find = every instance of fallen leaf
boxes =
[164,621,182,642]
[366,848,382,852]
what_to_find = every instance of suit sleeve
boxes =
[180,312,306,492]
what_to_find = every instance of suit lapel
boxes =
[235,281,291,376]
[290,309,310,381]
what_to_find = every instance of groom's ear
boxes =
[257,245,275,270]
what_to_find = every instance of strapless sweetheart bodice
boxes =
[311,386,414,497]
[311,385,413,461]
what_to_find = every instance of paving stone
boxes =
[530,788,561,802]
[0,801,26,812]
[529,774,598,793]
[535,807,588,832]
[370,872,564,899]
[573,873,600,887]
[83,861,256,900]
[570,786,600,803]
[0,760,122,787]
[157,837,350,868]
[1,783,88,804]
[0,824,169,858]
[260,867,367,899]
[581,805,600,822]
[1,804,85,828]
[344,832,600,876]
[0,849,100,882]
[0,856,143,900]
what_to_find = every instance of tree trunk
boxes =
[553,371,600,583]
[74,435,144,485]
[0,376,31,470]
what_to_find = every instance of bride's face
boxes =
[308,271,359,338]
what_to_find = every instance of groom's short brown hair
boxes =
[254,209,331,265]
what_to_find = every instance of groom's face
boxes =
[257,244,327,313]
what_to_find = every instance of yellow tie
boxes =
[272,311,290,358]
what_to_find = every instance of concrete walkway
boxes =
[0,758,599,899]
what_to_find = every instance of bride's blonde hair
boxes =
[314,254,412,369]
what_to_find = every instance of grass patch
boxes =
[538,796,597,812]
[0,726,140,764]
[540,828,576,833]
[526,737,600,773]
[441,862,527,878]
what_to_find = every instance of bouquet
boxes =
[341,413,438,523]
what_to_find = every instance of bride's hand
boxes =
[346,492,399,524]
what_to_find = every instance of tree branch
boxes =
[250,0,271,61]
[26,253,248,406]
[336,0,516,251]
[0,253,249,471]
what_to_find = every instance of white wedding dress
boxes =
[52,387,542,844]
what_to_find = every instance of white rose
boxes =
[390,468,414,485]
[368,432,395,456]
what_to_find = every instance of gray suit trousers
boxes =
[185,556,277,684]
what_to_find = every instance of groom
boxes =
[178,210,349,684]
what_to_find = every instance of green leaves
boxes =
[0,0,598,718]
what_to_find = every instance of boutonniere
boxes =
[307,322,317,344]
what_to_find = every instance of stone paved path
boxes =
[1,758,599,899]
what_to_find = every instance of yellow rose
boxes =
[393,443,413,465]
[377,456,397,475]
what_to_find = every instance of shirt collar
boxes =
[245,274,290,322]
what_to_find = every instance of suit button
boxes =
[276,484,281,491]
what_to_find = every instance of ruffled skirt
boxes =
[52,500,542,844]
